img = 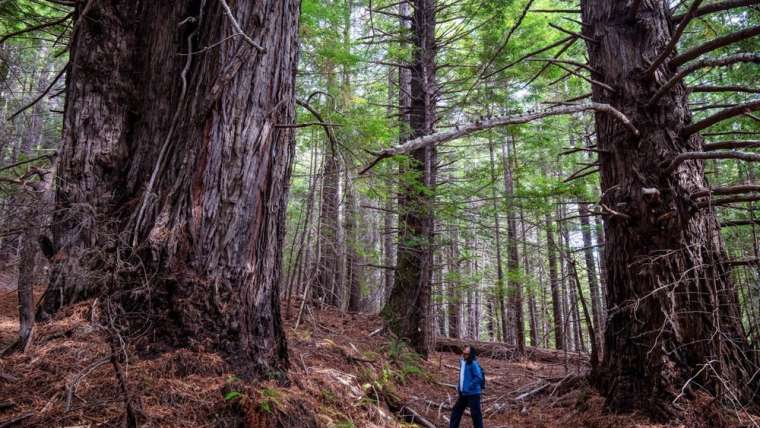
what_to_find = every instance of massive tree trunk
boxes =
[582,0,758,415]
[382,0,437,356]
[38,0,300,376]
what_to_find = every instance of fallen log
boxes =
[435,337,589,366]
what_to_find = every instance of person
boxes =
[449,345,484,428]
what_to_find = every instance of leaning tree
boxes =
[37,0,300,376]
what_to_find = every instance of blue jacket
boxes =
[458,358,483,396]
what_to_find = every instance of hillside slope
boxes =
[0,293,748,427]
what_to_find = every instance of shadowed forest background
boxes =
[0,0,759,427]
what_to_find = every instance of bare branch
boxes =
[693,184,760,198]
[219,0,266,52]
[703,140,760,151]
[296,99,340,153]
[7,63,68,121]
[0,12,73,45]
[666,150,760,172]
[483,36,576,80]
[690,85,760,93]
[530,9,581,13]
[644,0,704,77]
[673,0,760,22]
[682,99,760,136]
[649,53,760,105]
[360,103,638,174]
[548,23,596,44]
[670,25,760,67]
[697,193,760,207]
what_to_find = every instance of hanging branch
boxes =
[649,53,760,105]
[682,99,760,136]
[644,0,704,77]
[359,103,638,174]
[670,25,760,67]
[673,0,760,22]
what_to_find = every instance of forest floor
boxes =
[0,288,755,427]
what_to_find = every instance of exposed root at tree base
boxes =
[0,294,757,427]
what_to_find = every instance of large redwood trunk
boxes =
[39,0,299,376]
[582,0,757,416]
[382,0,437,356]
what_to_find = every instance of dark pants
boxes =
[449,394,484,428]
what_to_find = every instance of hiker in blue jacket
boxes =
[449,345,484,428]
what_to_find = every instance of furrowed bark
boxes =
[582,0,758,416]
[38,0,300,377]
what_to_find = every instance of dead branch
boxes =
[219,0,265,52]
[673,0,760,22]
[65,357,110,411]
[644,0,704,77]
[670,25,760,67]
[703,140,760,151]
[692,184,760,198]
[7,63,68,121]
[697,193,760,207]
[667,150,760,172]
[690,85,760,93]
[0,12,73,45]
[483,35,576,80]
[649,53,760,105]
[682,99,760,136]
[548,23,596,44]
[360,103,637,174]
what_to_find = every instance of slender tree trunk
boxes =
[546,211,564,350]
[447,223,461,338]
[346,180,362,312]
[315,143,340,306]
[579,202,603,352]
[521,206,540,347]
[382,0,437,356]
[503,138,524,351]
[560,215,585,352]
[583,1,758,414]
[38,0,299,376]
[488,139,509,344]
